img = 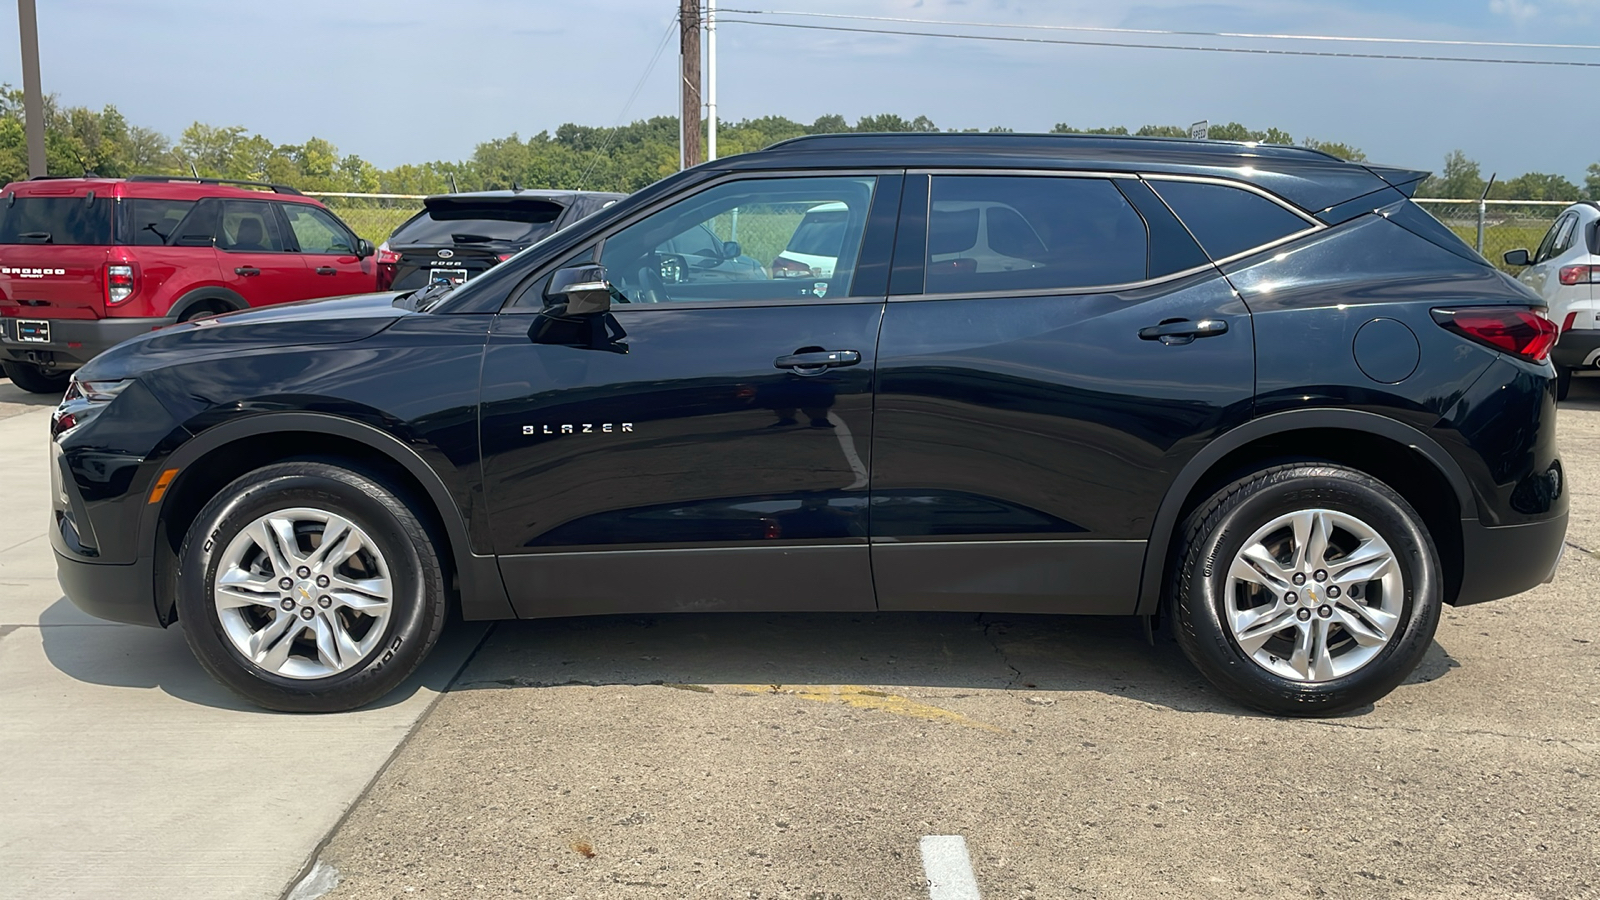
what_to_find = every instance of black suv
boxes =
[52,134,1567,715]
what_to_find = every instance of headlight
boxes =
[51,377,134,440]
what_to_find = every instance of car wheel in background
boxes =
[1,360,72,395]
[175,461,448,712]
[1172,463,1441,717]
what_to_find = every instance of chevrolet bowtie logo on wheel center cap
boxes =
[296,583,314,602]
[1304,586,1318,603]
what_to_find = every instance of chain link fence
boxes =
[1414,199,1568,272]
[306,193,426,246]
[307,191,1573,275]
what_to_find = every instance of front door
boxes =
[278,203,376,298]
[869,173,1257,614]
[480,173,899,618]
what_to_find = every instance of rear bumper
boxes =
[0,316,164,369]
[1552,328,1600,370]
[55,549,160,627]
[1454,513,1568,606]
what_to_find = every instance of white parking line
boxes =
[920,835,981,900]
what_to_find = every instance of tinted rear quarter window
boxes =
[0,196,113,245]
[1149,180,1310,261]
[127,198,196,246]
[924,176,1147,294]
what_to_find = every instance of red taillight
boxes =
[1563,312,1578,333]
[1433,307,1559,363]
[497,252,515,262]
[771,257,813,278]
[375,244,401,291]
[106,263,137,305]
[1559,265,1600,286]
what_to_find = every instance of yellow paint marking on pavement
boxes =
[728,684,1003,732]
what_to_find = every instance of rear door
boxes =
[278,203,376,297]
[214,198,304,306]
[869,172,1257,615]
[0,188,114,327]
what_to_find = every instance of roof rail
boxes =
[125,174,305,195]
[26,174,92,181]
[762,131,1345,163]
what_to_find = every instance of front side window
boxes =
[596,176,876,304]
[218,200,286,252]
[1546,214,1578,261]
[1149,179,1311,261]
[282,204,356,255]
[127,199,197,246]
[923,175,1148,294]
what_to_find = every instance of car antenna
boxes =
[188,162,200,179]
[448,173,458,193]
[512,180,523,194]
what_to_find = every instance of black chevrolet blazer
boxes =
[49,133,1566,714]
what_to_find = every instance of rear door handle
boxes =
[1138,318,1228,345]
[234,266,260,277]
[774,349,862,371]
[315,266,338,276]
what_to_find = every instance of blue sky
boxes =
[2,0,1598,181]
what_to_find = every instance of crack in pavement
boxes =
[978,615,1023,690]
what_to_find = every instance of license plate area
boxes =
[16,319,50,343]
[429,267,469,287]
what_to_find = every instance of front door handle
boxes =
[315,266,338,276]
[1138,318,1228,345]
[774,349,861,372]
[234,266,261,277]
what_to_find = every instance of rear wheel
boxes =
[176,461,448,712]
[1,360,72,395]
[1172,463,1441,716]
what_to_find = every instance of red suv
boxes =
[0,176,377,393]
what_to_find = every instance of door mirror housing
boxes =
[1504,248,1531,267]
[547,264,613,316]
[356,238,375,259]
[721,240,742,260]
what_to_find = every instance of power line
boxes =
[719,7,1600,53]
[578,13,679,190]
[715,17,1600,68]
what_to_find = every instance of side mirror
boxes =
[547,264,612,316]
[1504,249,1531,267]
[722,240,741,259]
[356,239,375,259]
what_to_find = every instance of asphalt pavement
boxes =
[1,375,1597,900]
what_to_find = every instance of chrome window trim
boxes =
[1139,172,1323,225]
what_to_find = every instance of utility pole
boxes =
[679,0,701,169]
[17,0,46,178]
[706,0,717,162]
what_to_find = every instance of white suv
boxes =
[1505,201,1599,399]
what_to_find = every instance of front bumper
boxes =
[55,549,160,627]
[1552,328,1600,370]
[0,315,165,369]
[1455,512,1568,605]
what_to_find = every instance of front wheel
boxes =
[176,461,448,712]
[1172,463,1441,716]
[1,360,72,394]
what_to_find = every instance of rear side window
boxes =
[218,200,286,252]
[0,196,113,245]
[127,199,196,246]
[1149,180,1310,261]
[924,175,1148,294]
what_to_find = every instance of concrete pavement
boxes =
[0,399,486,900]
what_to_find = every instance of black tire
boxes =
[176,461,447,712]
[1556,364,1572,402]
[1171,463,1441,716]
[1,360,71,394]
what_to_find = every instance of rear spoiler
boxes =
[1363,164,1431,198]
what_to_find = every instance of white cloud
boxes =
[1490,0,1540,21]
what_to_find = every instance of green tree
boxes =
[1302,138,1367,161]
[1585,163,1600,200]
[1134,124,1187,138]
[1419,150,1486,199]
